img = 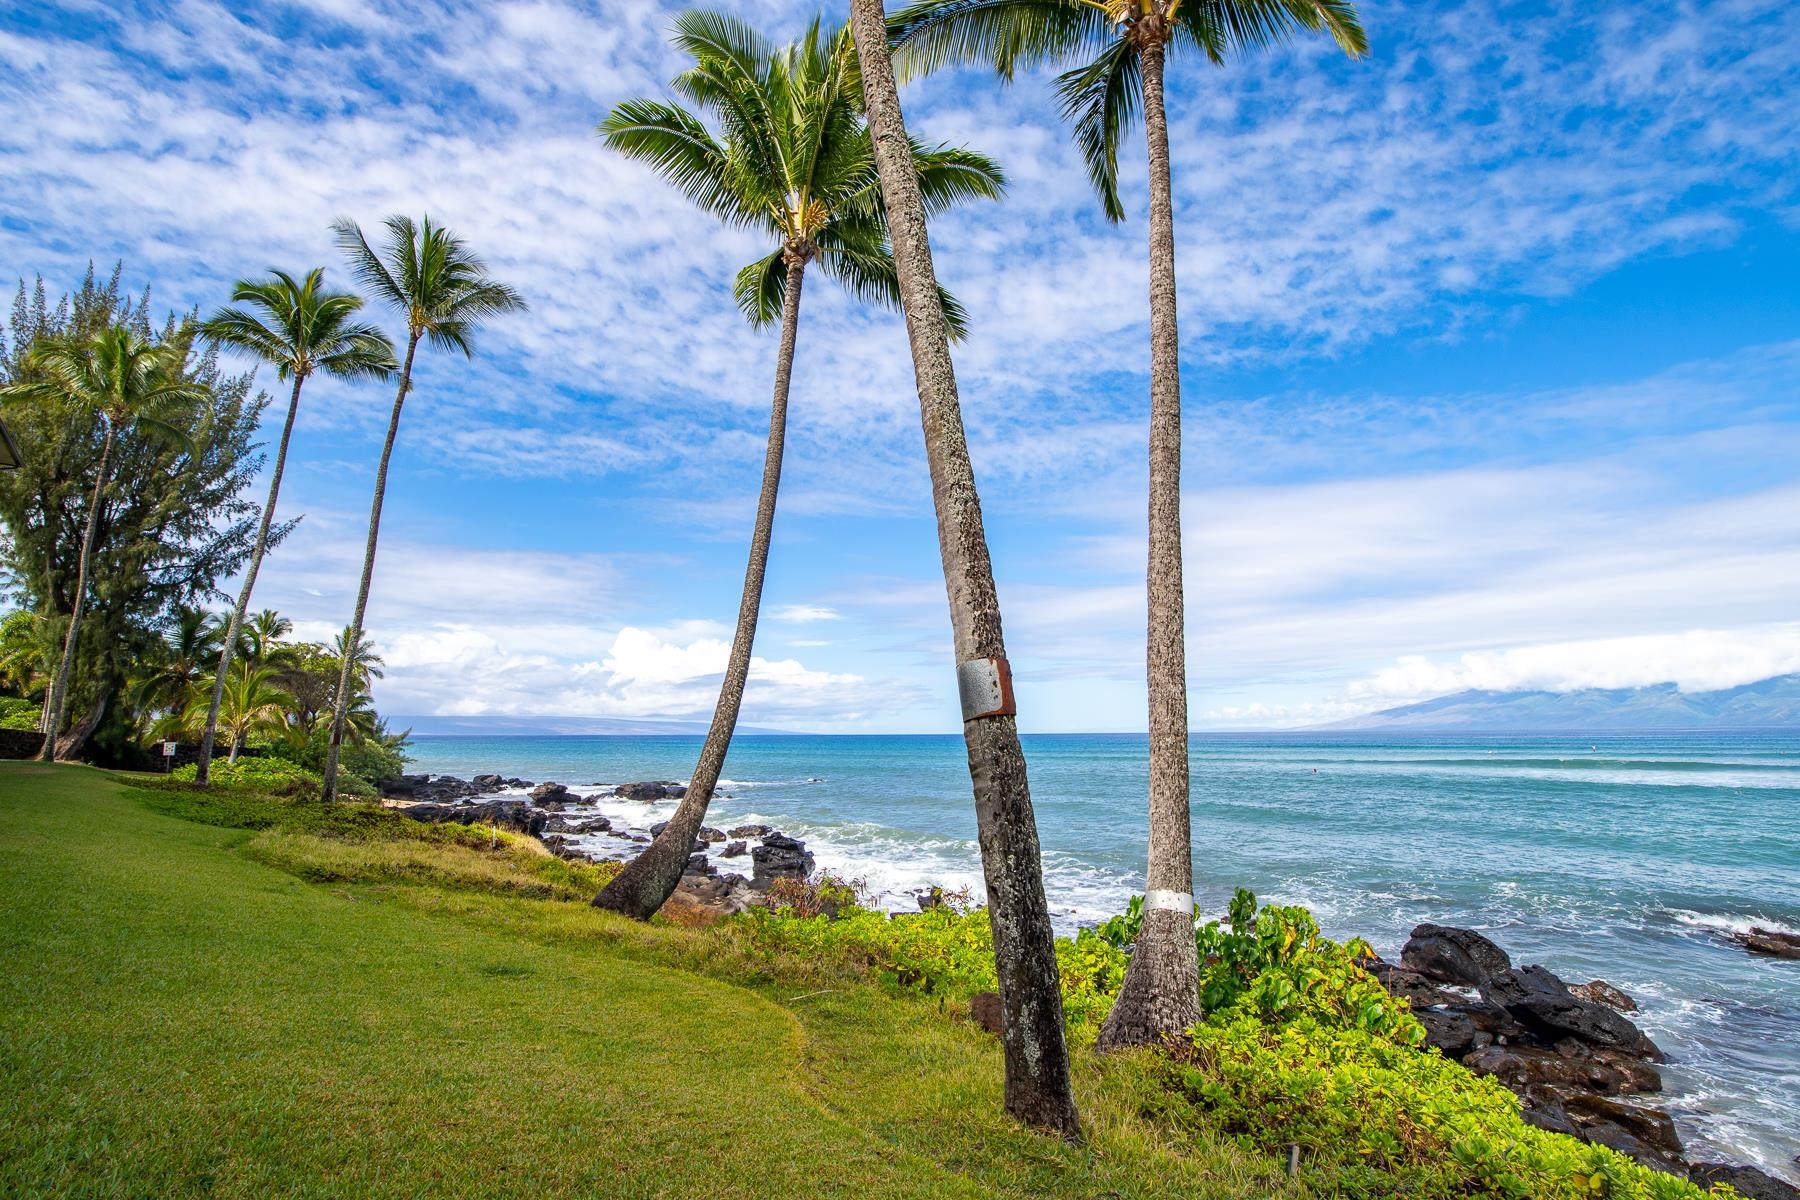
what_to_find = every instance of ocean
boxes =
[406,731,1800,1181]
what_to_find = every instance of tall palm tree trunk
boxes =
[39,424,115,762]
[594,257,804,918]
[321,333,419,801]
[849,0,1079,1138]
[196,374,305,785]
[1098,33,1202,1051]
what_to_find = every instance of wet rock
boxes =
[615,781,685,801]
[1731,927,1800,960]
[1463,1043,1659,1098]
[1366,958,1462,1008]
[750,833,813,890]
[697,826,726,843]
[728,824,772,839]
[969,992,1004,1037]
[650,820,670,836]
[685,852,713,876]
[1689,1163,1800,1200]
[1415,1007,1478,1058]
[1481,965,1662,1060]
[530,782,571,805]
[1402,923,1512,987]
[1558,1093,1684,1173]
[1571,979,1639,1012]
[720,840,747,858]
[471,773,504,791]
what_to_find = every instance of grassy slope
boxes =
[0,763,1293,1199]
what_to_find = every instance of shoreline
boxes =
[386,764,1800,1190]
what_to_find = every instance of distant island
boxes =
[1315,673,1800,732]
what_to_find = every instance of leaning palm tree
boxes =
[195,268,395,785]
[591,10,1005,920]
[890,0,1366,1051]
[847,0,1078,1136]
[0,324,200,760]
[321,216,525,801]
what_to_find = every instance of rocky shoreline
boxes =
[383,772,821,919]
[382,770,1797,1195]
[1364,923,1797,1199]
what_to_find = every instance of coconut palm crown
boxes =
[599,11,1005,336]
[889,0,1365,219]
[190,267,395,786]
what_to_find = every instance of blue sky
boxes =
[2,0,1797,732]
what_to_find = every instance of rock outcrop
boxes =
[750,832,813,890]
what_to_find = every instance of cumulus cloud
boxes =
[1347,625,1800,701]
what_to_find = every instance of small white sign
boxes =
[161,741,178,757]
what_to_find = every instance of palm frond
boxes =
[732,250,788,328]
[1055,38,1140,222]
[887,0,1113,82]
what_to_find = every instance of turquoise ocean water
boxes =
[407,731,1799,1179]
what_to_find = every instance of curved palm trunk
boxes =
[39,423,116,762]
[593,257,804,919]
[849,0,1079,1138]
[321,333,419,802]
[1098,34,1202,1051]
[196,374,305,785]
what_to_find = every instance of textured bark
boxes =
[196,373,305,785]
[39,423,115,761]
[1098,33,1202,1051]
[321,332,419,801]
[849,0,1080,1138]
[54,690,106,761]
[594,258,803,919]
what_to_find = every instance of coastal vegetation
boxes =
[0,764,1733,1198]
[848,0,1084,1134]
[319,216,525,802]
[0,7,1781,1199]
[888,0,1368,1053]
[591,11,1004,922]
[192,268,395,785]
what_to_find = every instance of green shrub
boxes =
[1196,888,1423,1045]
[263,727,404,789]
[168,756,374,799]
[0,696,40,731]
[1159,1015,1720,1200]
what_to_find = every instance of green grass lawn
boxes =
[0,762,1297,1199]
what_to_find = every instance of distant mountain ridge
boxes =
[1314,674,1800,732]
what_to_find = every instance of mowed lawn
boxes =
[0,763,1294,1199]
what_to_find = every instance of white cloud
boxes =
[771,604,840,623]
[1347,625,1800,701]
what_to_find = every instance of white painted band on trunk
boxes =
[1143,889,1193,914]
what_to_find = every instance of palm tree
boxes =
[132,605,226,729]
[185,661,295,763]
[0,324,200,760]
[194,269,395,786]
[590,10,1005,920]
[846,0,1078,1136]
[243,609,295,667]
[889,0,1366,1051]
[322,216,525,801]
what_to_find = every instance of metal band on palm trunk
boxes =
[957,656,1017,721]
[1143,889,1193,914]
